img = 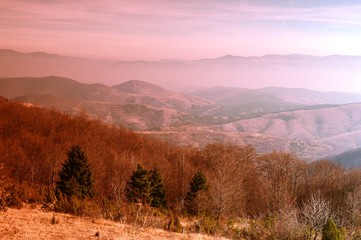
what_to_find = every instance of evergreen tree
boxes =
[149,168,167,208]
[184,171,208,216]
[126,164,152,205]
[126,165,168,208]
[322,218,341,240]
[56,145,94,199]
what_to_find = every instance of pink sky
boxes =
[1,0,361,60]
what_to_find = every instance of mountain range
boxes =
[0,76,214,130]
[1,76,361,165]
[2,48,361,165]
[1,49,361,92]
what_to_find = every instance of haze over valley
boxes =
[2,49,361,92]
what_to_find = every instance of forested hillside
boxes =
[0,96,194,204]
[2,97,361,239]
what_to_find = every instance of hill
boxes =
[0,96,199,205]
[191,86,361,117]
[328,148,361,169]
[3,76,361,129]
[219,103,361,160]
[3,76,361,164]
[3,97,361,239]
[0,206,216,240]
[146,103,361,162]
[113,79,167,95]
[0,76,215,130]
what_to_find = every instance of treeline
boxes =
[1,97,361,239]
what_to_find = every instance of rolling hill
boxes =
[219,103,361,160]
[328,148,361,169]
[2,76,361,165]
[0,76,215,130]
[146,103,361,163]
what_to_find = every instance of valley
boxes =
[1,75,361,163]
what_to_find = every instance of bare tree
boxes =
[256,151,305,213]
[202,143,257,219]
[299,194,334,240]
[345,184,361,227]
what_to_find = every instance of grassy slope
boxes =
[0,206,220,240]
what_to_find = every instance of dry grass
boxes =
[0,205,225,240]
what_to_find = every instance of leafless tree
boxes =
[256,151,305,213]
[299,193,334,240]
[202,143,257,219]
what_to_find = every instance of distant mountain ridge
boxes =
[193,86,361,105]
[1,49,361,91]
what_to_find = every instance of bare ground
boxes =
[0,206,223,240]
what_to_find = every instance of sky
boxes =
[1,0,361,60]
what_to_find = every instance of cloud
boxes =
[1,0,361,59]
[2,0,361,34]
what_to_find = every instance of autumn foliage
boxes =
[2,97,361,238]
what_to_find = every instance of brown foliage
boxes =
[256,151,306,212]
[0,97,196,207]
[3,96,361,236]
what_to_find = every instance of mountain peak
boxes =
[112,80,167,94]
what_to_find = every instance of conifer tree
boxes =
[184,171,208,216]
[56,145,94,199]
[149,168,167,208]
[322,218,341,240]
[126,164,152,205]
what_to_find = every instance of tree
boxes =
[256,151,305,212]
[201,144,256,219]
[126,165,168,208]
[149,168,167,208]
[322,218,341,240]
[184,171,208,216]
[56,145,94,199]
[126,164,152,205]
[300,194,334,240]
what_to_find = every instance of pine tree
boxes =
[184,171,208,216]
[126,164,152,205]
[126,165,168,208]
[56,145,94,199]
[149,168,167,208]
[322,218,341,240]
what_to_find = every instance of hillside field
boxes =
[0,205,219,240]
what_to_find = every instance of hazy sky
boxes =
[1,0,361,60]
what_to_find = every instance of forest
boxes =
[1,96,361,239]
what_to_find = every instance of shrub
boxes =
[322,218,342,240]
[51,215,59,224]
[0,184,23,211]
[165,213,182,233]
[195,216,220,236]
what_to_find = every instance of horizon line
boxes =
[2,48,361,62]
